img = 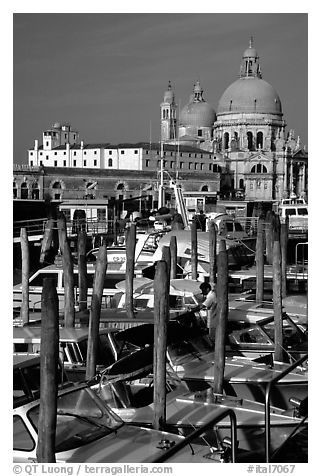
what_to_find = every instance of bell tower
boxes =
[160,81,177,142]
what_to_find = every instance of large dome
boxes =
[180,101,216,127]
[217,77,282,116]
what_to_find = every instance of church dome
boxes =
[217,77,282,116]
[180,80,216,127]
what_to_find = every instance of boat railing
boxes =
[294,242,308,280]
[264,354,308,462]
[13,218,47,238]
[150,406,238,463]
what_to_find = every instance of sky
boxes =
[12,11,308,165]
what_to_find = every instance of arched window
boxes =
[52,181,62,200]
[201,185,208,192]
[21,182,28,199]
[256,131,263,149]
[108,158,113,167]
[213,164,221,173]
[247,132,253,150]
[13,181,17,199]
[117,183,125,191]
[251,164,268,173]
[31,182,39,200]
[223,132,229,149]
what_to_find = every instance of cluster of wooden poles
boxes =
[18,210,288,462]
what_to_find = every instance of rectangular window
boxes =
[64,151,66,155]
[134,150,138,154]
[109,150,112,155]
[170,161,174,168]
[145,160,150,167]
[84,160,87,166]
[30,152,33,156]
[63,160,66,166]
[30,160,33,166]
[54,160,57,167]
[189,163,192,169]
[201,163,204,170]
[46,155,49,160]
[84,151,87,155]
[40,161,43,166]
[40,152,43,156]
[146,150,149,155]
[264,182,268,189]
[94,151,97,155]
[209,164,212,171]
[157,160,161,167]
[94,160,97,166]
[54,152,57,155]
[121,150,124,155]
[46,141,49,147]
[180,162,183,169]
[73,160,76,166]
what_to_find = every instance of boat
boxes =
[12,326,134,382]
[152,229,256,277]
[93,347,307,461]
[114,322,308,410]
[227,292,308,329]
[13,381,238,463]
[277,199,308,235]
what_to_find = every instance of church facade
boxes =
[160,39,308,202]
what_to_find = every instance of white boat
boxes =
[13,381,237,463]
[277,199,308,234]
[152,229,256,274]
[94,348,307,461]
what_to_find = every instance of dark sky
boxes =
[13,12,308,164]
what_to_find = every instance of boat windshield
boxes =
[167,334,213,367]
[27,386,123,452]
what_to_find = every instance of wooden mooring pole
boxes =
[125,223,136,319]
[170,235,177,279]
[265,211,274,265]
[213,239,229,394]
[20,227,29,325]
[272,214,284,362]
[77,230,88,311]
[63,240,75,328]
[208,220,217,287]
[162,245,171,283]
[57,211,67,254]
[280,216,289,299]
[39,218,55,264]
[37,278,59,463]
[191,220,198,280]
[153,260,169,430]
[256,217,265,302]
[86,244,107,380]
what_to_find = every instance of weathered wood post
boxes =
[272,214,284,362]
[208,220,217,287]
[265,210,274,265]
[125,223,136,319]
[170,235,177,279]
[191,220,198,280]
[86,244,107,380]
[77,230,88,312]
[162,245,171,283]
[39,218,55,264]
[213,239,229,394]
[280,216,289,298]
[57,211,68,254]
[20,227,29,325]
[153,260,169,430]
[37,278,59,463]
[63,240,75,328]
[256,216,265,302]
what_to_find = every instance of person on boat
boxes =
[195,282,217,336]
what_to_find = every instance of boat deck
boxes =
[229,265,307,293]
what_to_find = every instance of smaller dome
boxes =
[180,101,216,127]
[180,81,216,127]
